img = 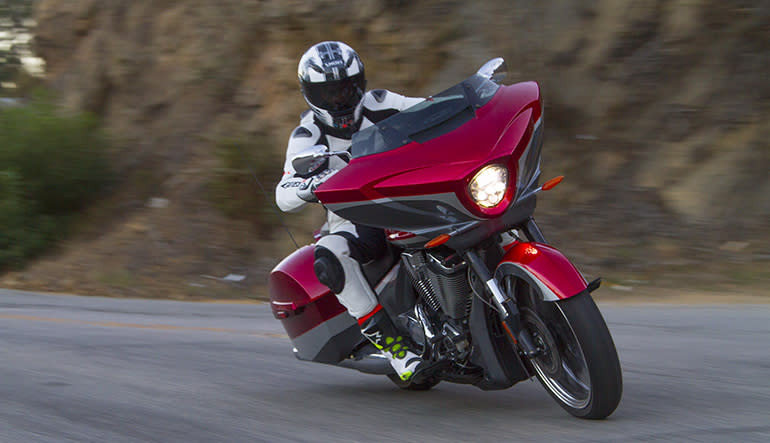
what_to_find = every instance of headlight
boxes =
[469,164,508,208]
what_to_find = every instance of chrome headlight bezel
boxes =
[468,164,509,208]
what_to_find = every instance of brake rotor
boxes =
[521,307,561,376]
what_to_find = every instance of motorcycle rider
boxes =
[275,41,427,381]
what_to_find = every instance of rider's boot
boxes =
[358,305,427,381]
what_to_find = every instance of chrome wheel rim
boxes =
[521,304,591,409]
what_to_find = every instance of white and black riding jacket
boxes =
[276,89,423,213]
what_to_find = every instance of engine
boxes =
[401,250,473,319]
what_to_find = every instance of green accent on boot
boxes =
[399,371,413,381]
[381,336,411,359]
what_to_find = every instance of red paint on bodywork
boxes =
[501,242,587,300]
[314,81,542,218]
[269,245,348,338]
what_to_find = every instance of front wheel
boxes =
[520,291,623,418]
[502,273,622,418]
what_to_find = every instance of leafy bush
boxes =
[209,135,281,234]
[0,170,55,269]
[0,94,111,270]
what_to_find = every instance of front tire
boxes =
[521,291,622,418]
[501,273,622,419]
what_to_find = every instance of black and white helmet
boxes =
[298,41,366,136]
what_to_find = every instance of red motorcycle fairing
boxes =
[494,242,588,301]
[269,245,363,363]
[316,81,542,250]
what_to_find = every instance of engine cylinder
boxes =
[402,251,472,319]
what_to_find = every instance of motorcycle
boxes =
[269,58,622,419]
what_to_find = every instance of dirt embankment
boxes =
[2,0,768,300]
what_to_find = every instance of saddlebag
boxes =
[269,245,364,364]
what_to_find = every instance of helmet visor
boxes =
[303,73,366,113]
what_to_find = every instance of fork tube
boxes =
[464,249,539,357]
[464,250,508,313]
[523,217,547,243]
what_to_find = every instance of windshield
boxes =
[351,74,500,158]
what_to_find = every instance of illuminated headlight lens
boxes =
[469,164,508,208]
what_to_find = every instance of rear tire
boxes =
[522,291,623,419]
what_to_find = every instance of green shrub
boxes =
[0,93,111,270]
[0,94,110,214]
[208,135,281,235]
[0,170,56,269]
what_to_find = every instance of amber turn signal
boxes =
[425,233,451,248]
[542,175,564,191]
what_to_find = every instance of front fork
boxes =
[522,217,546,243]
[463,218,545,358]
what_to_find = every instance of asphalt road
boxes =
[1,289,768,442]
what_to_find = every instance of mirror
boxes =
[476,57,507,83]
[292,145,353,176]
[291,145,328,177]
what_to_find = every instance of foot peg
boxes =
[409,359,450,384]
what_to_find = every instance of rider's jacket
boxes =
[276,89,423,212]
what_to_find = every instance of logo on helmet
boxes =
[318,42,345,69]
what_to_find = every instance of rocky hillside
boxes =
[3,0,768,298]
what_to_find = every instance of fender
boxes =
[494,242,587,301]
